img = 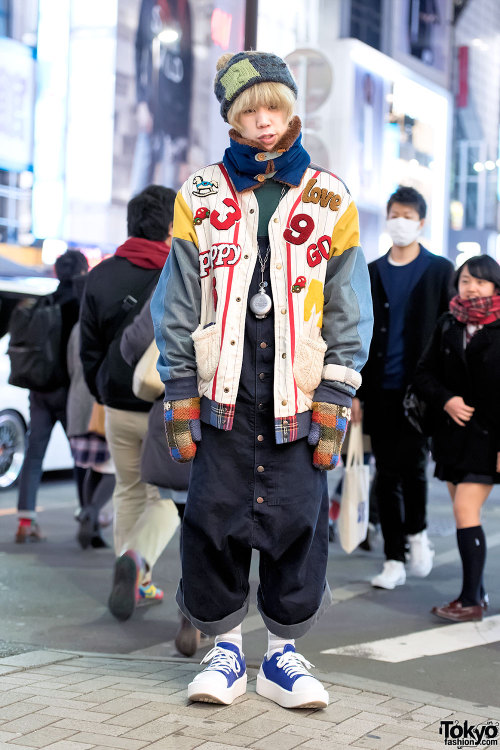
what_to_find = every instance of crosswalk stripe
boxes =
[321,615,500,662]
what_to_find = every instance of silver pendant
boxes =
[249,288,272,319]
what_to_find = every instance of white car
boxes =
[0,275,73,489]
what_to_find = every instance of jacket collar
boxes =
[222,116,310,193]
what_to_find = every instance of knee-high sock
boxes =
[457,526,486,606]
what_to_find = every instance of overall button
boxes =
[259,372,265,380]
[256,496,265,504]
[260,341,267,349]
[257,434,264,442]
[257,465,265,473]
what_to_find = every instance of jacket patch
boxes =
[307,235,331,267]
[302,178,341,211]
[199,243,242,278]
[210,198,241,231]
[283,213,315,245]
[304,279,324,328]
[192,176,218,197]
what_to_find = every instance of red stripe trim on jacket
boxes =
[212,163,240,400]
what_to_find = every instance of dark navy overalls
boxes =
[176,230,331,639]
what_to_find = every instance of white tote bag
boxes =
[338,422,370,554]
[132,339,164,402]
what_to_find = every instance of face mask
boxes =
[386,217,421,247]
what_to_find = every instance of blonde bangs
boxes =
[228,82,295,129]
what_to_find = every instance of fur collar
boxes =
[222,116,310,193]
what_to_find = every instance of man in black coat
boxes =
[80,185,179,621]
[355,186,453,589]
[16,250,89,543]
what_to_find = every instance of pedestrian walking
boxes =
[66,273,114,549]
[355,186,453,590]
[120,293,197,655]
[80,185,179,620]
[14,250,88,543]
[151,50,373,708]
[414,255,500,622]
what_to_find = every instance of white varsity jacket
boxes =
[152,162,373,444]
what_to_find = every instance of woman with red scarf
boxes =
[414,255,500,623]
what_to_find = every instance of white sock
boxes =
[215,625,242,653]
[267,630,295,658]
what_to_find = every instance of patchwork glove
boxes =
[308,402,351,470]
[164,397,201,463]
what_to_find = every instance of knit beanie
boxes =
[214,51,298,122]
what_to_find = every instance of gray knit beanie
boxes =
[214,51,298,122]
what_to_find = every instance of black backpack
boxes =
[7,294,65,392]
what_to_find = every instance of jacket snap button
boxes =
[282,399,287,406]
[224,387,229,393]
[256,496,265,504]
[256,153,267,161]
[257,434,264,442]
[230,340,236,345]
[276,263,282,269]
[260,341,267,349]
[236,297,241,302]
[257,465,265,473]
[282,353,286,359]
[249,208,255,214]
[273,218,279,223]
[281,309,286,315]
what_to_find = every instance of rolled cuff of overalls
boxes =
[175,579,250,636]
[256,580,333,639]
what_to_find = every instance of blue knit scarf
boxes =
[222,116,310,192]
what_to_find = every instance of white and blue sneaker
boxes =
[187,642,247,705]
[256,644,329,709]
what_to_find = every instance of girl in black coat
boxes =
[414,255,500,623]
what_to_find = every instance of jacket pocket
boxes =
[192,323,220,382]
[293,335,327,394]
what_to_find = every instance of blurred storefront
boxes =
[2,0,500,267]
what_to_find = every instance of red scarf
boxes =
[115,237,170,270]
[449,294,500,326]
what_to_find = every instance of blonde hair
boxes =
[227,81,295,130]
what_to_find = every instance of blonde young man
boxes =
[152,51,373,709]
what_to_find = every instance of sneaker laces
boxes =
[276,650,314,678]
[200,646,240,675]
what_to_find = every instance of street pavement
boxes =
[0,466,499,749]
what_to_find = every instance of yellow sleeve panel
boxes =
[173,191,199,248]
[329,200,361,258]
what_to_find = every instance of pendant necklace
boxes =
[249,185,286,319]
[249,244,272,319]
